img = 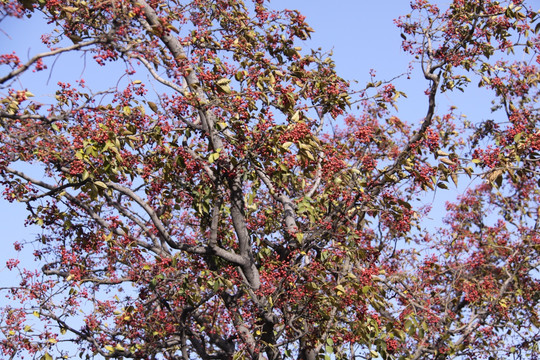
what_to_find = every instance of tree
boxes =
[0,0,539,359]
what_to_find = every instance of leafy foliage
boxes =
[0,0,539,359]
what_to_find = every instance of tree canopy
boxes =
[0,0,539,359]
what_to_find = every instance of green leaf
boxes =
[40,353,53,360]
[234,70,247,81]
[216,78,232,94]
[148,101,159,113]
[437,182,448,189]
[495,173,503,188]
[19,0,36,11]
[67,34,83,44]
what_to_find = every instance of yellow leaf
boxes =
[291,110,300,122]
[208,152,220,164]
[217,78,230,85]
[436,150,449,157]
[94,181,108,189]
[62,6,79,12]
[451,173,458,187]
[281,142,293,150]
[167,24,179,34]
[335,284,346,295]
[440,157,456,166]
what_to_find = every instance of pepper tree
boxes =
[0,0,539,359]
